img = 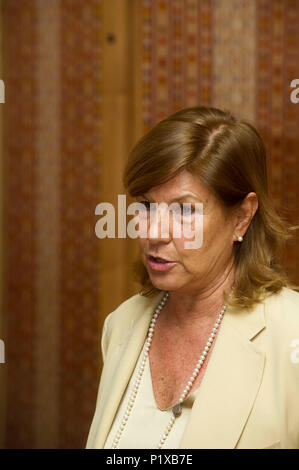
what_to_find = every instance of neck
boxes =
[163,266,235,330]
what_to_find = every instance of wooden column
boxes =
[100,0,142,321]
[0,0,5,449]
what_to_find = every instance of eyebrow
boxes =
[139,193,204,203]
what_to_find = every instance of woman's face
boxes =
[136,169,238,295]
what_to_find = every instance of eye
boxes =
[181,203,195,216]
[170,203,194,218]
[176,205,185,215]
[139,200,153,212]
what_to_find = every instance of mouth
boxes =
[147,254,177,271]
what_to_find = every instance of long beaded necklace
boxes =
[111,290,228,449]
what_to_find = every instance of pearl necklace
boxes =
[111,291,228,449]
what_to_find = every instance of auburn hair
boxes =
[123,106,299,310]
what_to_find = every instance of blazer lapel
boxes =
[92,291,165,448]
[180,300,266,448]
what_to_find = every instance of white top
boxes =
[104,343,200,449]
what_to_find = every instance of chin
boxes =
[148,274,180,293]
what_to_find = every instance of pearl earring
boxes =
[237,235,243,242]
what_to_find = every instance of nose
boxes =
[147,204,172,243]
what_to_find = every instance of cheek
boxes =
[202,220,217,246]
[137,237,147,251]
[202,215,232,252]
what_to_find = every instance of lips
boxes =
[148,254,172,263]
[147,254,177,271]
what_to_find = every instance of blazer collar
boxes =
[93,291,266,449]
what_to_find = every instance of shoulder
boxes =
[102,291,165,347]
[278,286,299,307]
[105,291,163,326]
[264,287,299,331]
[262,287,299,374]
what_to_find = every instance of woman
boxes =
[86,106,299,449]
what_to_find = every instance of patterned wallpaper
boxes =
[2,0,299,449]
[140,0,299,279]
[3,0,102,448]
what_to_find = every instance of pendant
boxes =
[172,403,182,417]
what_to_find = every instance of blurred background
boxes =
[0,0,299,449]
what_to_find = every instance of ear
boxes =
[233,192,258,242]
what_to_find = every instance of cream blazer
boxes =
[86,287,299,449]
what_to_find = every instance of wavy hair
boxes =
[123,106,299,310]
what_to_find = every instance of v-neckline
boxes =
[145,350,200,412]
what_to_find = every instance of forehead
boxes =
[144,170,212,204]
